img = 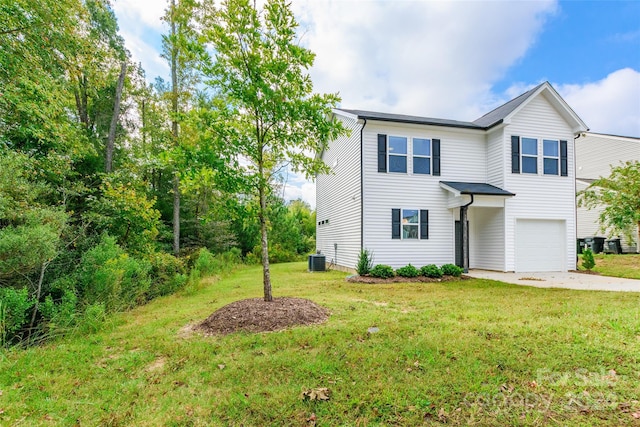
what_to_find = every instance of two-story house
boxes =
[316,82,588,272]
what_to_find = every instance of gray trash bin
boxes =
[604,238,622,254]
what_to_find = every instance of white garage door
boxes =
[516,219,566,272]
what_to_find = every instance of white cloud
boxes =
[114,0,170,81]
[113,0,167,30]
[556,68,640,137]
[293,0,557,121]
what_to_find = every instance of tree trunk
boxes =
[28,261,49,341]
[170,0,180,255]
[259,182,272,301]
[173,173,180,255]
[105,61,127,172]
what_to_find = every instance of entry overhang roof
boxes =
[439,181,515,197]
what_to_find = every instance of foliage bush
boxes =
[148,252,187,298]
[370,264,395,279]
[441,263,464,277]
[356,249,374,276]
[40,289,78,331]
[0,287,35,345]
[581,248,596,270]
[78,235,151,312]
[420,264,443,278]
[396,264,419,278]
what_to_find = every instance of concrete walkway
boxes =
[466,270,640,292]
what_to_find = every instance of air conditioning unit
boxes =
[308,254,326,272]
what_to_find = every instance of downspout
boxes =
[360,118,367,250]
[460,194,474,273]
[573,132,582,264]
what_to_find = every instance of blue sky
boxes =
[113,0,640,207]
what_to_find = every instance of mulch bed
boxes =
[195,297,329,336]
[346,275,469,284]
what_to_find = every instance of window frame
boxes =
[401,208,419,239]
[387,135,408,173]
[412,137,431,175]
[542,139,560,175]
[521,137,538,174]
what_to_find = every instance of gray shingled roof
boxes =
[338,82,547,131]
[472,82,545,128]
[339,109,482,130]
[440,181,515,196]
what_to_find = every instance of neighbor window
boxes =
[413,138,431,174]
[392,209,429,240]
[543,139,559,175]
[521,137,538,174]
[388,136,407,173]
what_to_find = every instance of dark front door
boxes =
[455,220,469,268]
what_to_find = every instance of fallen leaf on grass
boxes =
[307,412,317,426]
[218,364,225,370]
[301,388,331,401]
[632,411,640,419]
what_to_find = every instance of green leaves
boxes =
[578,161,640,244]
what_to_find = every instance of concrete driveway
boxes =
[466,270,640,292]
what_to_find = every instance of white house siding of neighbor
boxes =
[575,132,640,253]
[316,82,589,273]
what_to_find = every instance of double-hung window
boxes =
[413,138,431,174]
[388,136,407,173]
[543,139,559,175]
[512,135,568,176]
[392,209,429,240]
[521,137,538,174]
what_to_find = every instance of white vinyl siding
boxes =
[486,128,504,188]
[504,94,577,271]
[315,114,362,269]
[362,122,486,268]
[469,208,505,270]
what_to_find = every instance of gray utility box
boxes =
[308,254,326,272]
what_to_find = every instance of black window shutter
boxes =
[560,140,568,176]
[432,139,441,176]
[392,209,401,239]
[378,134,387,172]
[511,135,520,174]
[419,209,429,239]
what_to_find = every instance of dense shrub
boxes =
[0,287,34,345]
[420,264,443,278]
[581,248,596,270]
[441,263,464,277]
[78,235,151,312]
[396,264,419,278]
[148,252,187,298]
[40,289,78,331]
[356,249,374,275]
[370,264,395,279]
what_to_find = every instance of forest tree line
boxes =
[0,0,339,345]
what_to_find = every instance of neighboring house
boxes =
[316,82,588,272]
[575,132,640,253]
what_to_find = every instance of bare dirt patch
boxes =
[347,275,469,284]
[195,297,329,336]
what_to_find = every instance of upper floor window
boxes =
[521,137,538,174]
[543,139,559,175]
[378,134,441,176]
[413,138,431,174]
[388,136,407,173]
[512,135,568,177]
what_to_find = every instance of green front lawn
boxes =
[1,263,639,426]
